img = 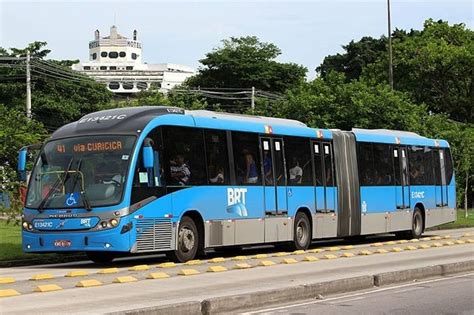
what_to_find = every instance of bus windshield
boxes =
[26,135,136,210]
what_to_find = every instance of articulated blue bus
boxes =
[18,106,456,263]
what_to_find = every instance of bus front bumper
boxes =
[22,228,130,253]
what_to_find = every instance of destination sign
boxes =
[55,140,126,154]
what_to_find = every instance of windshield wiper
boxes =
[37,157,74,212]
[69,159,92,211]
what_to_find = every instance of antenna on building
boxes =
[133,30,137,40]
[114,13,116,26]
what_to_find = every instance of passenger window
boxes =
[423,147,434,185]
[232,132,261,185]
[373,144,394,185]
[204,129,229,185]
[444,149,454,184]
[313,142,324,186]
[162,126,206,186]
[409,146,427,185]
[358,143,374,186]
[324,143,335,187]
[285,137,313,186]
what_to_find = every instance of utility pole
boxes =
[26,50,32,119]
[387,0,394,90]
[251,86,255,111]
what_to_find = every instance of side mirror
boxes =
[142,138,154,169]
[18,148,27,172]
[18,148,27,181]
[17,144,42,182]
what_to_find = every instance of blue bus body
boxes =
[21,107,456,260]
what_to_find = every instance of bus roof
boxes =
[351,128,449,147]
[49,106,448,147]
[187,110,308,128]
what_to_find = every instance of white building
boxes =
[72,26,195,93]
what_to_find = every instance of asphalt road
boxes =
[247,273,474,315]
[0,228,473,314]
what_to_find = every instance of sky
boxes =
[1,0,472,79]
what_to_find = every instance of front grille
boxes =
[136,218,173,252]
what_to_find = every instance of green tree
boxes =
[364,20,473,123]
[264,72,426,132]
[186,36,307,93]
[0,104,47,222]
[317,36,387,81]
[0,42,114,130]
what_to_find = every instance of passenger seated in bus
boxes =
[170,154,191,185]
[209,165,225,184]
[263,151,273,184]
[289,157,303,184]
[410,167,420,182]
[242,149,258,184]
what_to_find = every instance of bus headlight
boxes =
[109,219,119,227]
[22,221,33,231]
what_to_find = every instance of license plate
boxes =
[54,240,71,247]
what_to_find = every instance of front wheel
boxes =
[167,216,199,263]
[86,251,116,264]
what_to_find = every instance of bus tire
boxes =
[293,212,312,250]
[168,216,199,263]
[86,251,115,264]
[410,207,424,239]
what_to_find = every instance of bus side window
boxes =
[204,129,229,185]
[285,137,313,186]
[358,142,374,186]
[373,144,394,185]
[444,148,454,185]
[313,142,324,186]
[409,146,425,185]
[232,132,261,185]
[324,143,334,187]
[162,126,207,186]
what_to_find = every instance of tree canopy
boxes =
[186,36,307,93]
[318,20,474,123]
[0,41,114,131]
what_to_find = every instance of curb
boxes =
[106,301,202,315]
[106,260,474,315]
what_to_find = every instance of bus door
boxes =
[394,146,410,209]
[434,149,448,207]
[260,137,287,215]
[312,141,337,237]
[322,142,336,212]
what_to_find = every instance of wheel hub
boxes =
[297,222,307,245]
[179,227,195,252]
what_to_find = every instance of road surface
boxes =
[0,228,473,314]
[247,273,474,315]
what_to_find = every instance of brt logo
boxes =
[227,188,247,206]
[227,188,248,217]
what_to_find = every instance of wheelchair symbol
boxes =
[66,193,78,206]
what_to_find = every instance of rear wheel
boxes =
[167,216,199,263]
[410,208,424,238]
[86,251,116,264]
[293,212,312,250]
[396,207,424,239]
